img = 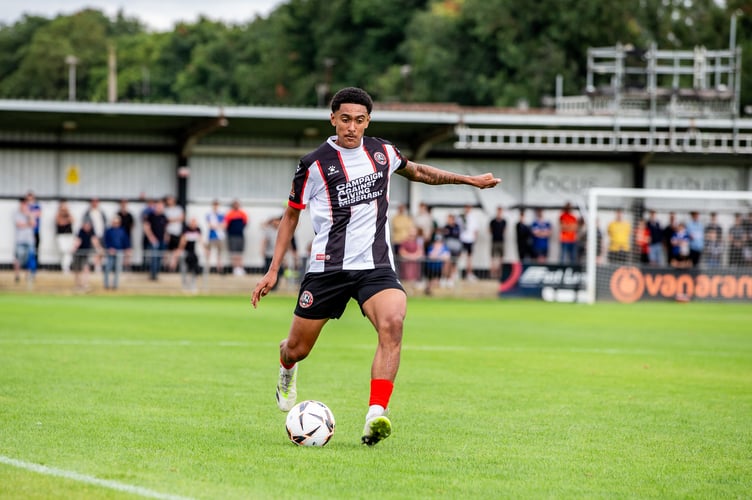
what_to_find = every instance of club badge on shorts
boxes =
[299,290,314,308]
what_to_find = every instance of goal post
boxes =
[585,187,752,304]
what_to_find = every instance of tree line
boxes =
[0,0,749,110]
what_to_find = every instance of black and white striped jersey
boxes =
[289,136,407,273]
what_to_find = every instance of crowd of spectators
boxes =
[390,202,486,294]
[606,208,752,270]
[386,200,752,295]
[514,203,752,270]
[13,192,752,291]
[11,192,256,291]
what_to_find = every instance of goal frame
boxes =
[585,187,752,304]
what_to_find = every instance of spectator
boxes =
[670,222,691,268]
[26,191,41,256]
[206,199,226,274]
[54,199,75,274]
[424,235,451,296]
[117,199,135,268]
[489,206,506,279]
[413,202,436,280]
[559,202,578,265]
[225,199,248,276]
[662,212,677,266]
[140,198,156,269]
[398,227,424,289]
[705,233,724,269]
[103,215,131,290]
[458,204,479,280]
[745,212,752,267]
[82,197,107,239]
[164,195,185,270]
[71,220,100,290]
[531,208,552,263]
[728,213,745,267]
[390,203,414,260]
[704,225,723,269]
[82,197,107,271]
[635,220,650,264]
[703,212,723,269]
[175,217,203,292]
[704,212,722,242]
[646,210,663,266]
[515,208,533,262]
[607,208,631,264]
[413,202,436,253]
[143,199,168,281]
[441,213,462,286]
[117,199,135,241]
[13,197,37,284]
[686,211,704,268]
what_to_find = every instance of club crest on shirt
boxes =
[373,152,387,165]
[299,290,314,308]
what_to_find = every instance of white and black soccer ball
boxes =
[285,400,336,447]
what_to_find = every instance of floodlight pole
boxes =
[65,55,79,102]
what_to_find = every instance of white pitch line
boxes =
[0,455,194,500]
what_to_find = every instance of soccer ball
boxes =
[285,400,336,447]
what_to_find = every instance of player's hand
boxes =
[251,272,277,309]
[474,173,501,189]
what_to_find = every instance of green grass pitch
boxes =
[0,293,750,499]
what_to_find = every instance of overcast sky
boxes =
[0,0,286,31]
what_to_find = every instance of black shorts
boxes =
[491,241,505,258]
[167,234,182,250]
[227,235,245,253]
[72,251,91,271]
[294,267,405,320]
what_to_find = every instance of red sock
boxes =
[280,358,295,370]
[369,379,394,408]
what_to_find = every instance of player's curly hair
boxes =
[330,87,373,114]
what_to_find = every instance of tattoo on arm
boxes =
[400,161,470,186]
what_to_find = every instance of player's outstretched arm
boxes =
[251,206,301,309]
[397,160,501,189]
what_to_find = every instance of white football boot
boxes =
[361,405,392,446]
[275,364,298,412]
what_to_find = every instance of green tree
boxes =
[148,18,230,103]
[0,15,51,95]
[0,1,747,111]
[232,0,428,106]
[1,10,112,101]
[231,15,298,105]
[93,32,161,103]
[173,26,241,104]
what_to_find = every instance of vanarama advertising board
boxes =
[498,263,752,303]
[603,266,752,303]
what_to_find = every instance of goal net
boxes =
[584,187,752,304]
